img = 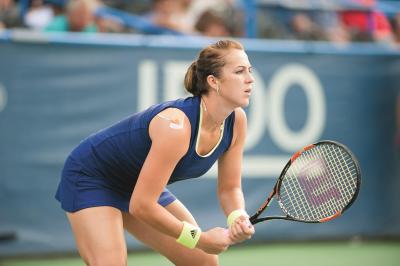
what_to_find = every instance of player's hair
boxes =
[184,40,244,96]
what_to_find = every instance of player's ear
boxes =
[206,75,219,91]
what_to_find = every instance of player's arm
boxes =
[129,108,190,238]
[218,108,247,216]
[217,108,254,242]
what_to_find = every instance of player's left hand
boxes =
[228,215,255,244]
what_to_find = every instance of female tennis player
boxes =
[55,39,255,265]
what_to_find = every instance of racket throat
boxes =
[250,197,275,224]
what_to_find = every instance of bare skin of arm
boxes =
[218,108,255,243]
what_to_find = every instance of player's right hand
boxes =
[196,227,232,254]
[228,215,255,244]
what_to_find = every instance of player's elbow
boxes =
[129,199,150,220]
[218,186,243,203]
[218,186,242,198]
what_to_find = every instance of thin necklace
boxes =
[201,97,224,131]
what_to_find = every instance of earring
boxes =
[216,85,220,95]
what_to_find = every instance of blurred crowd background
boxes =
[0,0,400,46]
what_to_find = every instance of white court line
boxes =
[203,155,289,179]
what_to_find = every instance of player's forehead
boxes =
[223,49,251,69]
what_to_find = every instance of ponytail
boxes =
[184,61,200,96]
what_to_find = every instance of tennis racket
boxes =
[250,140,361,225]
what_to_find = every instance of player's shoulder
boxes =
[229,107,247,147]
[149,108,191,142]
[158,108,188,123]
[233,107,247,126]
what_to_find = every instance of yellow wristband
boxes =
[227,209,248,227]
[176,221,202,249]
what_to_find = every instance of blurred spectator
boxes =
[95,9,124,33]
[189,0,244,37]
[312,10,351,44]
[24,0,66,31]
[25,0,54,30]
[220,0,244,37]
[256,6,292,40]
[45,0,99,32]
[145,0,194,34]
[290,12,325,41]
[0,0,22,29]
[391,12,400,45]
[140,0,244,36]
[339,9,393,42]
[194,9,230,37]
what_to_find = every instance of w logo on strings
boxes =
[297,159,341,207]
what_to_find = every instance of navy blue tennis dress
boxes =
[55,96,235,212]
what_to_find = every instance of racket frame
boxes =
[249,140,361,225]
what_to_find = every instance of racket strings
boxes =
[279,144,359,222]
[281,164,315,219]
[282,156,322,219]
[304,145,356,218]
[284,154,330,220]
[280,173,304,218]
[298,147,350,219]
[324,145,358,205]
[308,146,353,217]
[308,146,347,214]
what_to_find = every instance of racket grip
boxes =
[249,214,257,225]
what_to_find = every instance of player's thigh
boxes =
[123,200,218,266]
[67,206,127,266]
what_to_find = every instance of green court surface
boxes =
[1,241,399,266]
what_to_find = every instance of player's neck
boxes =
[200,95,231,131]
